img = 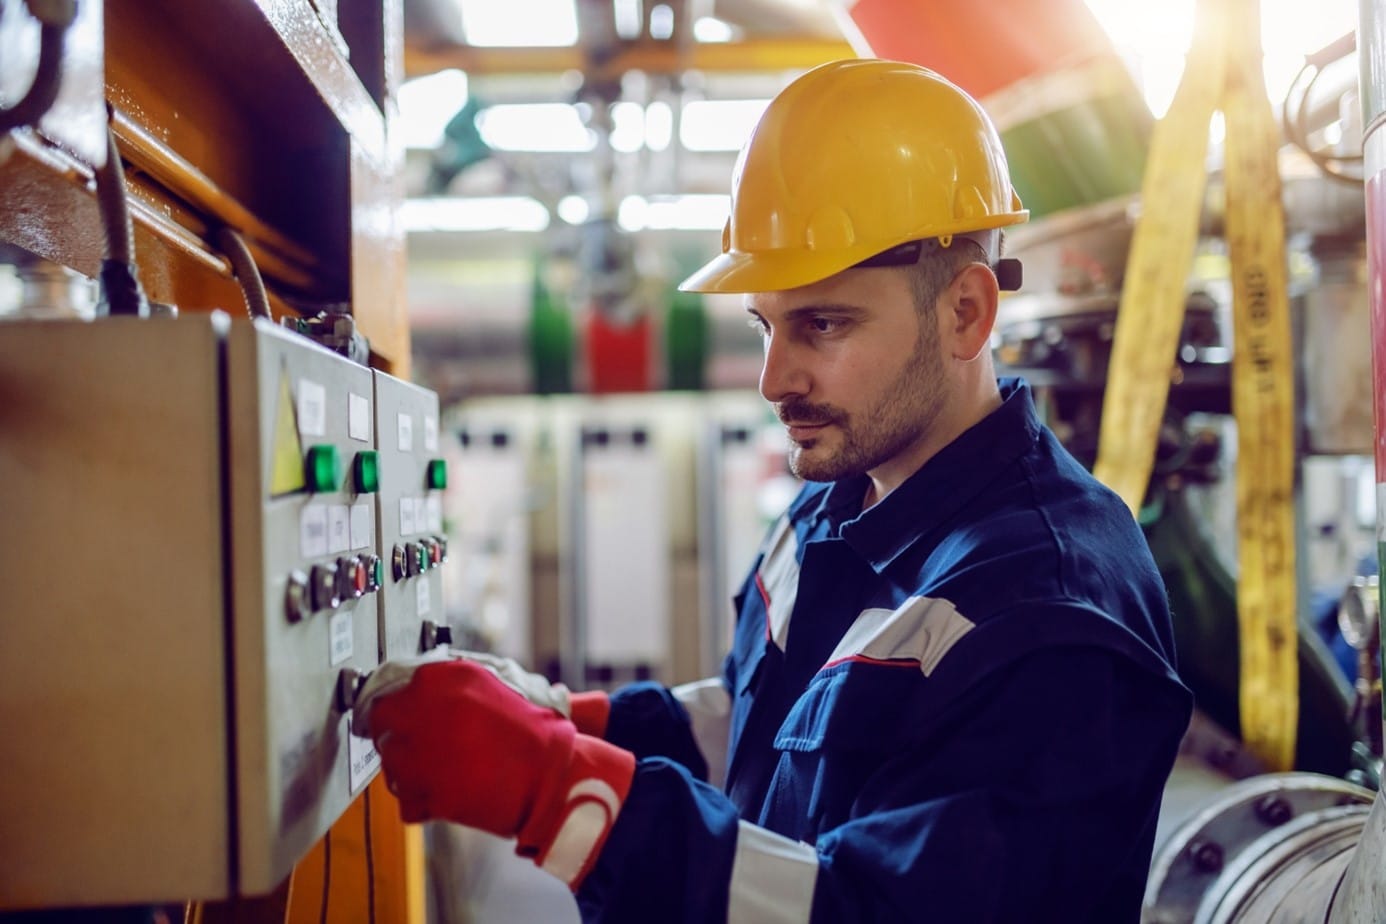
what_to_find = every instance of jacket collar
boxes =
[807,377,1041,572]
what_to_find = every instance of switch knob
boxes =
[311,562,341,611]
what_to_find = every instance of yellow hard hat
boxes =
[680,59,1028,294]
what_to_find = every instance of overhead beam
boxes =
[404,37,856,78]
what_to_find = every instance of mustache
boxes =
[776,399,841,426]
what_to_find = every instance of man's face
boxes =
[746,265,952,486]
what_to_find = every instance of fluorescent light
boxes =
[477,103,595,152]
[679,99,770,152]
[614,0,643,39]
[693,16,735,43]
[459,0,578,47]
[611,101,646,153]
[558,195,591,225]
[403,196,550,232]
[619,194,730,231]
[398,70,469,149]
[645,100,673,151]
[650,3,675,40]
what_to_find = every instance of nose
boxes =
[759,330,809,405]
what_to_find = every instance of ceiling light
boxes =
[477,103,595,152]
[618,194,730,231]
[458,0,579,47]
[398,70,469,149]
[614,0,643,39]
[650,4,675,40]
[679,99,770,152]
[558,195,591,225]
[403,197,551,233]
[693,17,735,43]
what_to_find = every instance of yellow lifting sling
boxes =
[1091,0,1298,771]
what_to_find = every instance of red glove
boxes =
[354,656,635,887]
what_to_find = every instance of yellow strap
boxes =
[1091,0,1224,512]
[1091,0,1298,769]
[1221,0,1299,772]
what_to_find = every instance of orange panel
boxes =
[846,0,1117,98]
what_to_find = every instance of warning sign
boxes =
[271,368,306,496]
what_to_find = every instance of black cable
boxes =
[364,786,377,924]
[0,0,76,134]
[319,830,332,924]
[94,113,150,317]
[212,225,273,321]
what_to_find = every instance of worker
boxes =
[354,59,1192,921]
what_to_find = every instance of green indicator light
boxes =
[372,558,383,588]
[305,444,341,493]
[354,450,380,493]
[427,458,448,490]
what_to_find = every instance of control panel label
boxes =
[348,393,371,442]
[329,609,353,665]
[350,502,373,550]
[424,415,438,453]
[400,496,416,535]
[416,579,431,616]
[328,505,350,554]
[426,495,443,533]
[300,506,329,558]
[297,379,326,438]
[347,715,381,795]
[414,497,428,533]
[397,412,414,452]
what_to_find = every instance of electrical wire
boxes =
[319,830,332,924]
[364,786,377,924]
[94,112,150,317]
[1281,31,1363,186]
[213,225,274,321]
[0,0,76,133]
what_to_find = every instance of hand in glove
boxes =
[443,648,611,736]
[353,656,634,887]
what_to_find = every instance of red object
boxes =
[1368,171,1386,478]
[569,690,612,737]
[367,660,635,887]
[846,0,1117,99]
[585,308,653,393]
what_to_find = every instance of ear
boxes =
[944,263,1000,361]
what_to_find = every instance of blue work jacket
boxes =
[578,378,1192,923]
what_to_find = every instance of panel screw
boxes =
[1255,795,1293,827]
[1189,839,1224,873]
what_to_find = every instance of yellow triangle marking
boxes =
[270,366,306,496]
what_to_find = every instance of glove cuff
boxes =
[519,733,635,889]
[568,690,612,737]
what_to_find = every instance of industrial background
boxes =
[2,0,1385,920]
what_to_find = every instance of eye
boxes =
[808,316,844,335]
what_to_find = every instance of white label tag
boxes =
[400,496,416,535]
[348,393,370,442]
[424,415,438,453]
[297,379,326,438]
[397,412,413,452]
[300,506,329,558]
[416,579,431,616]
[350,502,373,550]
[327,505,350,553]
[426,495,443,533]
[414,497,429,533]
[329,609,353,665]
[347,714,381,794]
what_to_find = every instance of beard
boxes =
[777,324,948,483]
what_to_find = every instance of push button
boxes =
[427,458,448,490]
[311,562,341,611]
[285,570,309,623]
[305,445,341,493]
[353,451,380,493]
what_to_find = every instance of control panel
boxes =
[0,313,425,906]
[373,370,450,658]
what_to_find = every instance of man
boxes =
[355,59,1191,921]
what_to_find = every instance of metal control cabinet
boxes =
[0,313,388,907]
[373,370,449,658]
